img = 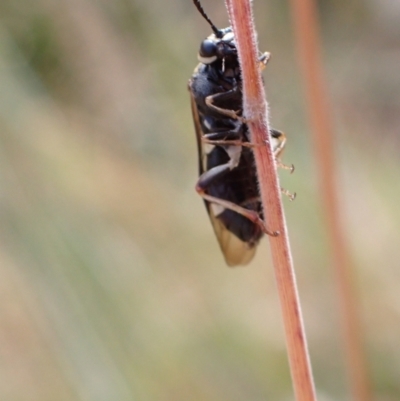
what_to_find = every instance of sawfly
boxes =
[188,0,292,266]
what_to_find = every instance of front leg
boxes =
[205,53,271,120]
[205,89,245,122]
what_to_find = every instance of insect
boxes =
[188,0,291,266]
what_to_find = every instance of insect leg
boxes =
[196,165,279,237]
[259,52,271,70]
[202,130,255,148]
[281,188,296,201]
[202,137,257,148]
[203,128,291,153]
[202,130,290,154]
[205,89,245,121]
[202,125,287,153]
[277,161,295,173]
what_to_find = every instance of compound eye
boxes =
[198,39,218,64]
[200,39,217,57]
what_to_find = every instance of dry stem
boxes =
[224,1,317,400]
[289,0,373,400]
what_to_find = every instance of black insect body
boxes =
[189,0,287,266]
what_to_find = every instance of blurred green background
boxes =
[1,0,400,400]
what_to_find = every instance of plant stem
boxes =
[289,0,373,400]
[225,1,317,400]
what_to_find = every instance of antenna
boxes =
[192,0,223,38]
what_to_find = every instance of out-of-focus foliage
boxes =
[0,0,400,400]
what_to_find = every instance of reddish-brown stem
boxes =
[289,1,373,400]
[225,1,317,400]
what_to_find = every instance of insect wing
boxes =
[189,80,206,176]
[209,211,257,266]
[189,87,257,266]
